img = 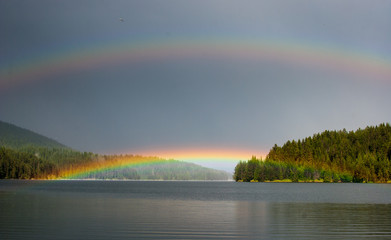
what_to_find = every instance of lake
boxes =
[1,180,391,239]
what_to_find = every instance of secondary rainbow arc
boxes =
[1,37,391,91]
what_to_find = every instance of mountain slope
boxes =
[70,159,232,180]
[0,121,232,180]
[0,120,69,149]
[134,160,231,180]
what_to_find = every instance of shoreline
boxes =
[0,178,235,182]
[2,178,390,183]
[238,179,391,183]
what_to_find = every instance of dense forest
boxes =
[235,123,391,183]
[0,121,97,179]
[0,147,97,179]
[0,121,231,180]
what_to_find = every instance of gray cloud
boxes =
[1,1,390,171]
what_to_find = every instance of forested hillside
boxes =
[235,123,391,183]
[0,147,97,179]
[65,156,231,180]
[0,120,97,179]
[132,160,231,180]
[0,121,231,180]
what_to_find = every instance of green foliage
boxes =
[235,123,391,183]
[234,161,246,181]
[233,158,354,183]
[0,120,85,179]
[0,147,56,179]
[0,120,231,180]
[0,147,231,180]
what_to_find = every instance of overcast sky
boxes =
[1,0,391,171]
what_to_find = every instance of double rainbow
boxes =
[2,36,390,178]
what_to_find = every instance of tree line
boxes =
[234,157,353,182]
[0,148,231,180]
[0,146,97,179]
[235,123,391,183]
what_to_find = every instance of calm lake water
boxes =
[1,180,391,239]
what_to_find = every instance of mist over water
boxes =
[1,181,391,239]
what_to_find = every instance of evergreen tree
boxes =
[234,123,391,183]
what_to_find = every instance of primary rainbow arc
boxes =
[55,147,262,179]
